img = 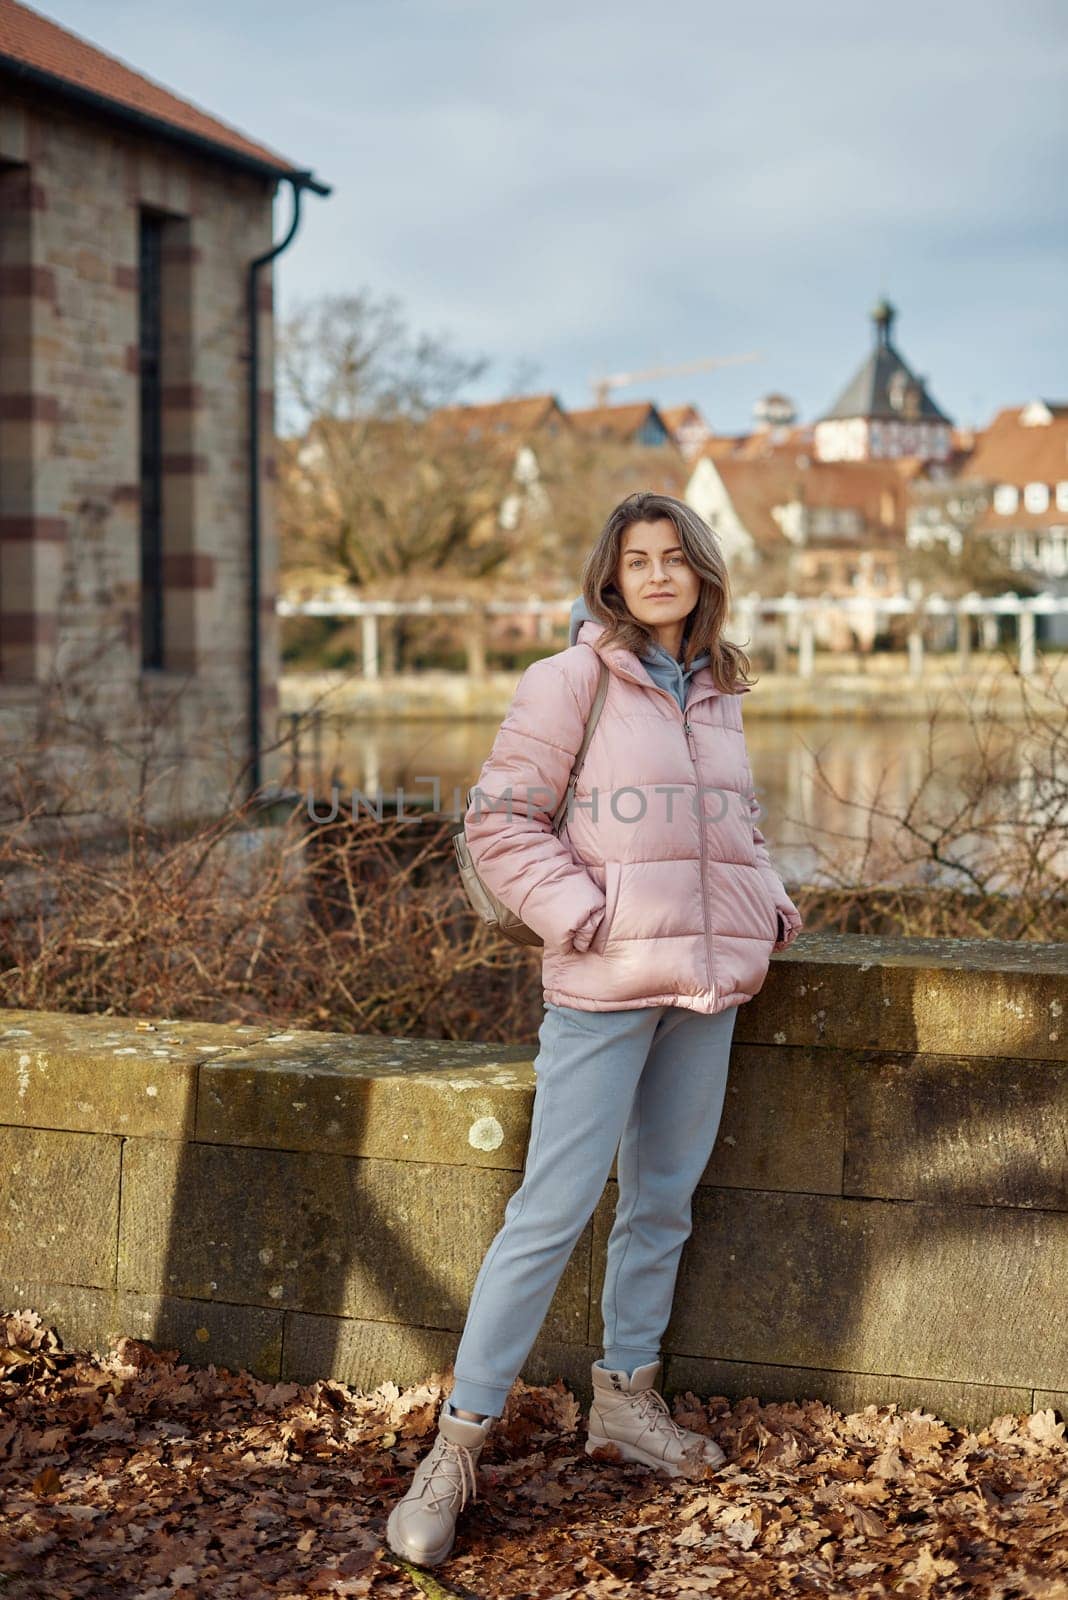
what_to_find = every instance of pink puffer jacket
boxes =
[465,616,803,1015]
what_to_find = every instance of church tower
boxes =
[814,299,953,463]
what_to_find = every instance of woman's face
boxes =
[615,518,701,641]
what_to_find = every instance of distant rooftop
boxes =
[715,455,909,553]
[567,401,674,442]
[428,393,568,437]
[820,299,952,425]
[967,401,1068,487]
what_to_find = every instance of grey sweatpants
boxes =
[447,998,738,1417]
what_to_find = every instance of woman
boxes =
[386,491,803,1567]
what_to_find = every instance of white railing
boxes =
[277,589,1068,680]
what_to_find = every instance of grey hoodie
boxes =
[568,595,711,715]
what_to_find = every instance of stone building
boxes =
[0,0,327,822]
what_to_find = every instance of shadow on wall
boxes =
[145,936,1068,1425]
[626,937,1066,1424]
[144,1026,597,1398]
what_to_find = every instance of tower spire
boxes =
[871,295,896,348]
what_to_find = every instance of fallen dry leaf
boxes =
[0,1306,1064,1599]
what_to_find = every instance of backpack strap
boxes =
[550,657,610,832]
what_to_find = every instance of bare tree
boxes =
[778,653,1068,942]
[277,290,554,599]
[524,429,691,587]
[903,532,1040,599]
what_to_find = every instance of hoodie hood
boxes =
[567,594,711,714]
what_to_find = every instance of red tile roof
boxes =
[659,403,709,432]
[965,403,1068,488]
[695,433,750,460]
[733,423,814,460]
[567,401,648,435]
[566,401,677,446]
[694,424,814,463]
[0,0,301,176]
[713,456,908,553]
[965,403,1068,532]
[428,393,569,438]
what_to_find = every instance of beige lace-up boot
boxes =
[385,1402,494,1567]
[585,1359,726,1477]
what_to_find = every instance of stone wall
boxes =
[1,934,1065,1429]
[0,83,282,820]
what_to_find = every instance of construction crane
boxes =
[589,351,762,409]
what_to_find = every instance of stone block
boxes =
[282,1312,598,1407]
[698,1043,844,1192]
[0,1279,283,1380]
[664,1352,1033,1434]
[119,1140,589,1344]
[282,1313,458,1391]
[591,1182,1068,1391]
[845,1053,1068,1209]
[0,1126,119,1286]
[0,1008,276,1138]
[520,1339,601,1407]
[737,935,1068,1061]
[114,1290,283,1379]
[0,1278,119,1355]
[198,1031,536,1168]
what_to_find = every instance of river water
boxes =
[282,713,1059,892]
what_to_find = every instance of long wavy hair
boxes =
[578,491,756,693]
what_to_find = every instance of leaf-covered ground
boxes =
[0,1310,1065,1599]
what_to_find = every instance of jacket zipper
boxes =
[587,654,720,1009]
[683,714,717,1010]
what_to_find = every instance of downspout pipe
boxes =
[247,169,331,802]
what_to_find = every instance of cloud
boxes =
[46,0,1068,426]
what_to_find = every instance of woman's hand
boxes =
[773,903,803,950]
[569,901,606,954]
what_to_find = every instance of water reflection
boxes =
[283,714,1050,891]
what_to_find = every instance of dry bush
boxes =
[780,652,1068,943]
[0,753,543,1043]
[1,650,1064,1044]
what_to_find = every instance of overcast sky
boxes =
[44,0,1068,433]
